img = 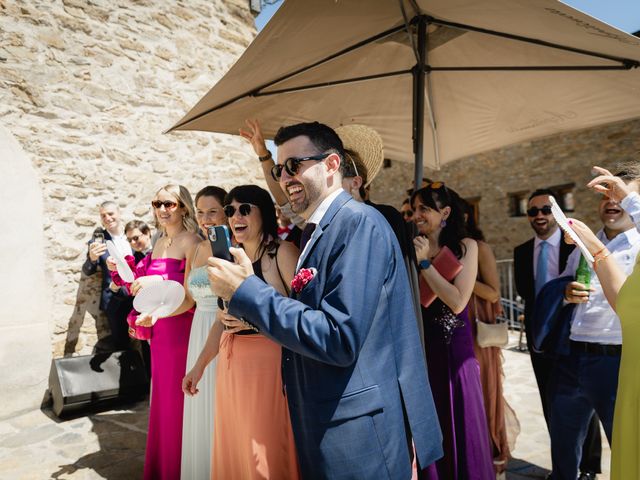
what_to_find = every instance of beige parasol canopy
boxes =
[169,0,640,179]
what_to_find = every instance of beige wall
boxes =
[371,118,640,260]
[0,0,259,415]
[0,125,52,419]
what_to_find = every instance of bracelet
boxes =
[593,248,612,269]
[258,152,272,162]
[592,245,607,258]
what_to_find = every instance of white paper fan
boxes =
[133,280,185,325]
[549,197,594,264]
[106,240,135,283]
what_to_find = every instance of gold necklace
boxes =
[164,230,184,247]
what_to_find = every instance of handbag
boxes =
[472,296,508,348]
[419,246,463,308]
[476,319,509,348]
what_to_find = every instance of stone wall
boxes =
[371,118,640,260]
[0,0,259,364]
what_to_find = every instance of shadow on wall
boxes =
[62,270,112,357]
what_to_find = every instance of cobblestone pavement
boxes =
[0,332,611,479]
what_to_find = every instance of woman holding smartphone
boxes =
[110,184,200,480]
[412,184,494,480]
[186,184,300,479]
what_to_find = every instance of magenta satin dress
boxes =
[139,257,193,480]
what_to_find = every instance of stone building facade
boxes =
[372,118,640,261]
[0,0,259,417]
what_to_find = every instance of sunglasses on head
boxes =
[223,203,254,218]
[270,153,331,181]
[151,200,179,210]
[527,205,552,217]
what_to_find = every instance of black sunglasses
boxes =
[223,203,254,218]
[127,235,141,243]
[527,205,552,217]
[270,153,331,181]
[402,210,413,218]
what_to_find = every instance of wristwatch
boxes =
[419,259,432,270]
[258,152,273,162]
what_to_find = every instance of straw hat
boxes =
[335,124,384,188]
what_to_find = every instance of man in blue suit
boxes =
[208,122,442,479]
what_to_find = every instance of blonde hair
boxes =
[153,184,199,234]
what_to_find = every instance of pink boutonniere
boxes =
[291,267,317,294]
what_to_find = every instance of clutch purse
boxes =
[419,246,463,308]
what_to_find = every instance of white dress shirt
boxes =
[621,191,640,232]
[533,227,562,284]
[296,188,343,270]
[109,231,133,257]
[561,227,640,344]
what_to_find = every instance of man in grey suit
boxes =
[208,122,442,479]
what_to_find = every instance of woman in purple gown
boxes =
[412,183,494,480]
[111,184,200,480]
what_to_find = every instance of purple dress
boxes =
[420,300,494,480]
[137,257,193,480]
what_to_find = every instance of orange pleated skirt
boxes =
[212,331,300,479]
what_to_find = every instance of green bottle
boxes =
[575,254,591,290]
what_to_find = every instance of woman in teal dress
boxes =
[178,185,227,479]
[567,165,640,480]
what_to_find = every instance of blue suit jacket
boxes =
[82,229,115,312]
[230,191,443,479]
[531,276,575,356]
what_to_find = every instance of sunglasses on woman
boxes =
[151,200,179,210]
[223,203,255,218]
[270,153,331,181]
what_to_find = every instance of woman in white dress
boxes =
[173,185,227,479]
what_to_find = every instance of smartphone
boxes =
[92,231,105,244]
[208,225,233,262]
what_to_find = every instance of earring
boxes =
[440,218,447,228]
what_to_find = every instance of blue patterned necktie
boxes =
[535,240,549,296]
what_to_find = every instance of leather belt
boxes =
[570,340,621,356]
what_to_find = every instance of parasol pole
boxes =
[412,15,427,191]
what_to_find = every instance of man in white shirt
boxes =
[514,189,601,479]
[82,201,133,350]
[548,177,640,480]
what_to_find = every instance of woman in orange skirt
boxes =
[184,185,300,479]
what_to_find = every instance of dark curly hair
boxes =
[411,184,468,259]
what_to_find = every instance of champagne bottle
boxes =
[575,254,591,290]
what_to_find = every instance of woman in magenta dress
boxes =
[412,183,494,480]
[112,184,200,480]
